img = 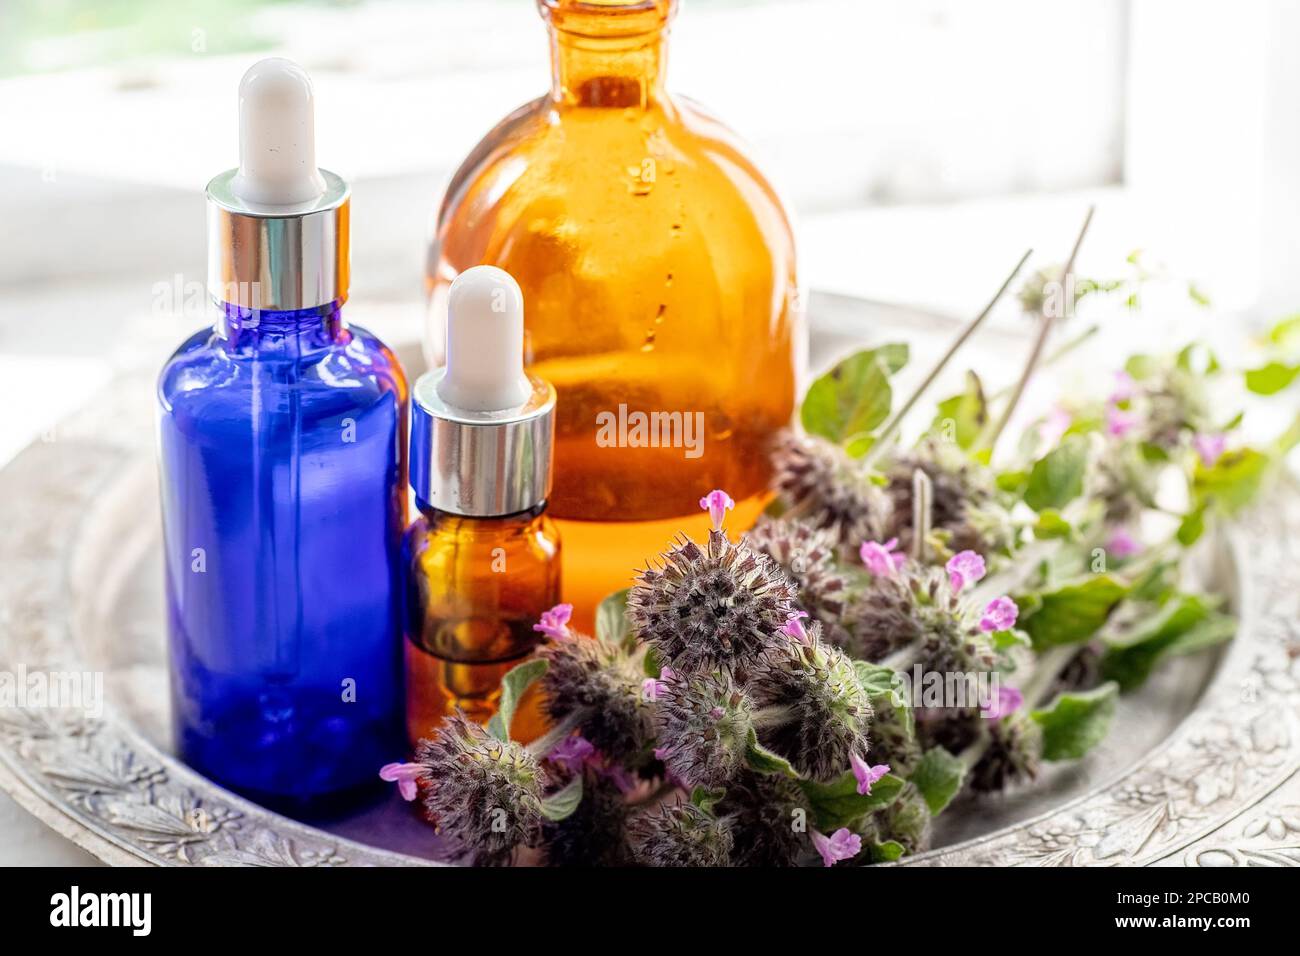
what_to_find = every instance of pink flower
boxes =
[1038,405,1073,446]
[641,676,667,702]
[859,538,905,577]
[378,762,423,802]
[980,595,1019,633]
[659,666,677,683]
[946,550,987,593]
[1107,528,1142,558]
[811,828,862,868]
[782,610,811,643]
[533,603,574,641]
[1109,370,1137,404]
[980,685,1024,721]
[1193,432,1227,468]
[548,735,595,773]
[699,489,735,531]
[850,753,891,796]
[1106,406,1141,438]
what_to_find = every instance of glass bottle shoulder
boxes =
[435,94,795,248]
[157,320,408,419]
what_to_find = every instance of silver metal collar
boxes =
[410,368,556,517]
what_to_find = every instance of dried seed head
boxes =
[969,711,1043,792]
[718,772,809,867]
[771,431,890,550]
[655,670,754,790]
[749,630,873,782]
[885,438,1014,557]
[744,516,852,647]
[628,800,733,867]
[415,712,548,866]
[541,774,633,867]
[628,529,796,677]
[539,636,655,764]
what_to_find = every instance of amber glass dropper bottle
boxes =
[426,0,801,628]
[404,267,560,747]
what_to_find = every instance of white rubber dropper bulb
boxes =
[437,266,533,412]
[230,57,327,206]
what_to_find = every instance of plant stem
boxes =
[910,468,933,562]
[862,247,1034,468]
[980,206,1096,456]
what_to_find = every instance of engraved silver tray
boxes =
[2,306,1298,867]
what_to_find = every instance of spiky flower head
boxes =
[865,677,922,776]
[628,801,733,867]
[541,775,632,867]
[628,529,796,677]
[718,772,808,867]
[749,626,874,782]
[414,712,548,866]
[970,710,1043,792]
[885,437,1014,557]
[908,566,1000,675]
[538,636,655,764]
[878,784,933,856]
[771,431,890,550]
[842,571,924,660]
[744,516,851,647]
[655,670,754,790]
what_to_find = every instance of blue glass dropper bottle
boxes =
[157,58,406,815]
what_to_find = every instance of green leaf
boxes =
[995,469,1029,495]
[643,645,662,679]
[1024,435,1089,512]
[869,840,906,863]
[1033,508,1073,540]
[1101,595,1237,691]
[800,344,908,444]
[1244,361,1300,395]
[1267,314,1300,350]
[1193,447,1270,513]
[1176,503,1207,547]
[991,628,1031,652]
[930,371,987,450]
[1124,353,1159,381]
[486,658,548,741]
[745,728,801,778]
[595,588,632,648]
[798,771,905,832]
[1018,575,1128,649]
[690,786,726,814]
[853,661,913,736]
[909,747,966,815]
[1032,683,1118,761]
[539,775,583,822]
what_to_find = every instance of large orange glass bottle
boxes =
[426,0,801,626]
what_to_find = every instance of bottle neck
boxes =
[219,301,343,350]
[541,0,674,108]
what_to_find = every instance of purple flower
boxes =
[699,489,735,532]
[660,665,677,683]
[850,753,891,795]
[981,685,1024,721]
[548,735,595,773]
[1193,432,1227,468]
[1038,405,1073,446]
[1107,528,1142,558]
[859,537,905,577]
[946,549,987,593]
[378,761,423,802]
[1106,406,1141,438]
[533,603,574,641]
[811,828,862,868]
[641,676,667,702]
[781,610,811,643]
[980,595,1019,633]
[1109,370,1137,404]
